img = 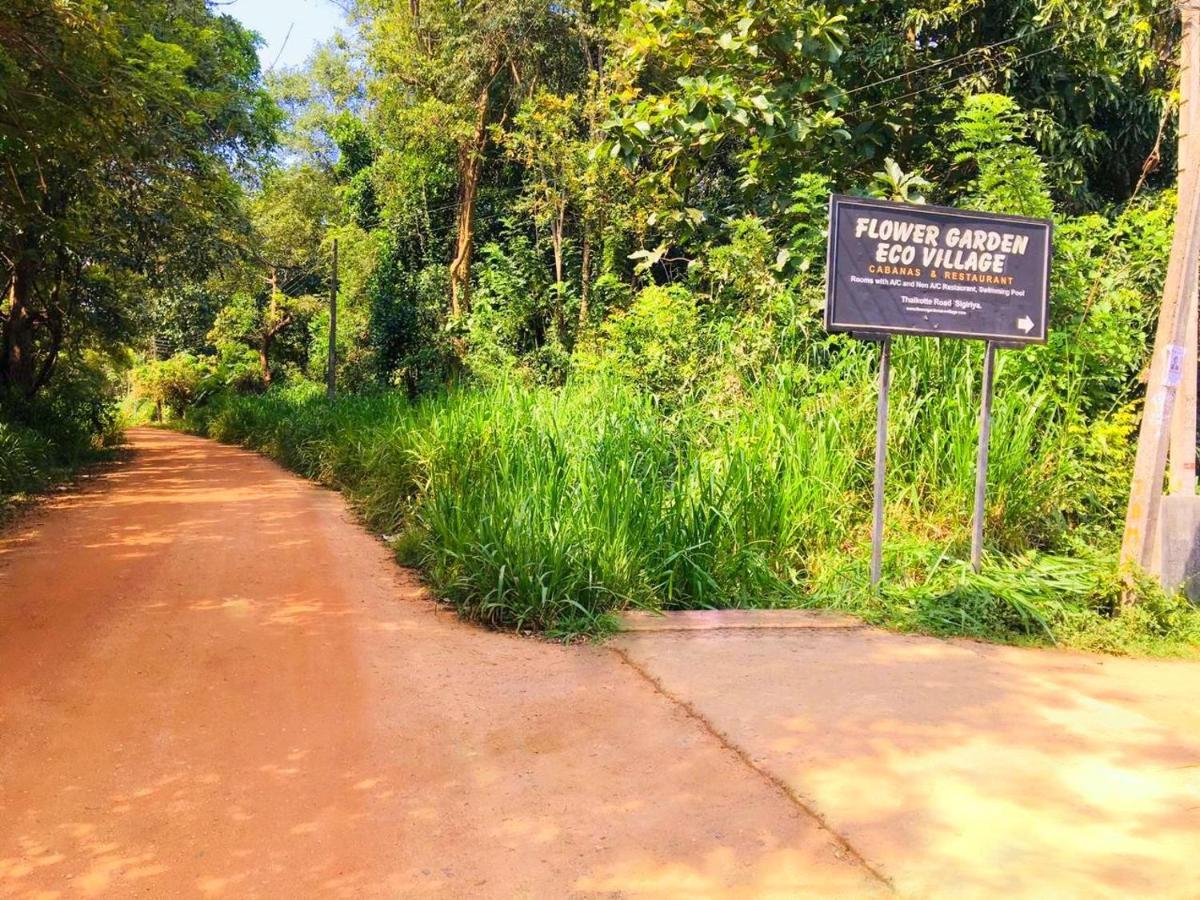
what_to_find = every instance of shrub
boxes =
[182,373,1200,654]
[0,355,123,505]
[132,353,216,420]
[592,285,706,403]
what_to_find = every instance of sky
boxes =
[221,0,347,72]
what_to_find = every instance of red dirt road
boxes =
[0,429,883,898]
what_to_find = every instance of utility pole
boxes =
[1171,8,1200,497]
[327,238,339,402]
[1120,2,1200,579]
[1169,287,1198,496]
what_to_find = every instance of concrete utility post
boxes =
[1121,2,1200,594]
[1171,6,1200,497]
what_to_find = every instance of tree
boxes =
[604,0,852,225]
[831,0,1175,208]
[354,0,585,318]
[246,166,340,384]
[0,0,278,399]
[269,38,369,171]
[501,92,590,343]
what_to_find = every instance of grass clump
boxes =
[183,368,1200,656]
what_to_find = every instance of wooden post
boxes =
[327,239,338,402]
[1120,2,1200,577]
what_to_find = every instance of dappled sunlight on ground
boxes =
[615,623,1200,897]
[0,429,882,897]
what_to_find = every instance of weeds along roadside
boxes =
[0,361,126,517]
[180,365,1200,657]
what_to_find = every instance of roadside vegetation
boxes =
[184,375,1200,653]
[0,356,125,514]
[5,1,1198,652]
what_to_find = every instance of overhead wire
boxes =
[839,18,1071,101]
[847,6,1180,120]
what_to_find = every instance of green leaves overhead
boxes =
[604,1,852,208]
[0,0,279,397]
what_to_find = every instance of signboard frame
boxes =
[823,194,1056,586]
[825,194,1053,345]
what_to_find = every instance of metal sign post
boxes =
[871,336,892,588]
[971,342,998,573]
[825,195,1053,583]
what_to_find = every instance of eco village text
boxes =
[854,215,1034,286]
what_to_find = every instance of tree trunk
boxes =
[579,230,592,332]
[261,267,278,386]
[551,204,567,345]
[259,340,273,387]
[449,87,491,318]
[1,256,37,398]
[31,291,63,394]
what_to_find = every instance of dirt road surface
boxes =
[3,430,1198,898]
[0,430,883,898]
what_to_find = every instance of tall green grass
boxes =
[0,421,55,498]
[184,350,1200,654]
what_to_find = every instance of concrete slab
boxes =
[612,626,1200,898]
[619,608,864,632]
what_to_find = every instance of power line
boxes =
[268,22,297,74]
[848,6,1179,121]
[839,18,1068,101]
[767,6,1179,128]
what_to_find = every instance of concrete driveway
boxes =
[613,610,1200,898]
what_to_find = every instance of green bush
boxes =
[589,285,707,404]
[0,356,123,506]
[183,373,1200,654]
[132,353,216,420]
[0,420,54,498]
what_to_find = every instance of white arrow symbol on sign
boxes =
[1017,316,1034,333]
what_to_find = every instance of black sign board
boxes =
[825,195,1052,343]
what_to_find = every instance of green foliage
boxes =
[367,242,455,395]
[131,354,216,420]
[0,0,278,398]
[592,286,705,402]
[840,0,1173,207]
[252,165,341,275]
[208,288,319,388]
[269,38,368,169]
[0,357,124,505]
[604,0,852,213]
[949,94,1054,218]
[869,158,932,204]
[183,376,1200,653]
[0,421,54,500]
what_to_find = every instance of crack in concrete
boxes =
[608,642,897,894]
